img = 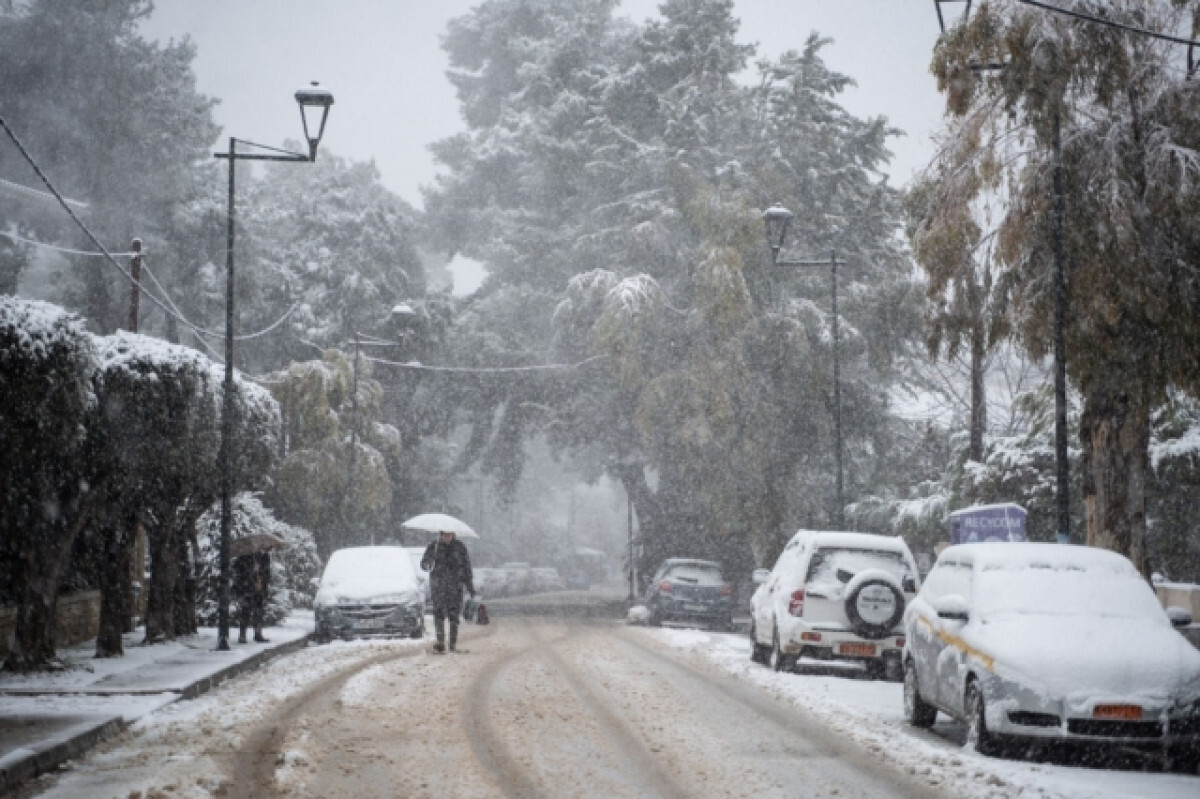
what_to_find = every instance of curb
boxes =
[0,635,309,795]
[0,716,124,795]
[179,635,309,700]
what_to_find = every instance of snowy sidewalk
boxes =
[0,611,313,791]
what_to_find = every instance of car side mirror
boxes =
[902,575,917,593]
[933,594,969,622]
[752,568,770,585]
[1166,605,1193,628]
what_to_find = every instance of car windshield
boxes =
[806,548,912,589]
[664,563,723,584]
[974,563,1166,621]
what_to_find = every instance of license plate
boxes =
[683,603,706,612]
[1093,704,1141,720]
[839,643,877,657]
[355,619,386,630]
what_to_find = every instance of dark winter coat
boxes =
[232,552,270,600]
[420,538,474,611]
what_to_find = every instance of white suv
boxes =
[749,530,919,680]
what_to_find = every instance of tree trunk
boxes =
[613,462,664,592]
[4,488,97,672]
[143,520,180,644]
[4,548,62,671]
[95,515,135,658]
[968,325,987,463]
[1080,384,1150,574]
[172,533,197,636]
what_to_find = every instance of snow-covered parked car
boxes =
[405,545,431,607]
[313,546,425,642]
[473,566,508,597]
[902,542,1200,766]
[750,531,919,679]
[532,567,565,593]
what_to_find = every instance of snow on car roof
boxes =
[662,558,721,567]
[941,542,1137,573]
[788,530,911,553]
[319,546,418,599]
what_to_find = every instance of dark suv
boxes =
[645,558,733,630]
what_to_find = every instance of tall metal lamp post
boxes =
[763,203,846,529]
[213,84,333,651]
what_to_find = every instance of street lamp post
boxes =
[763,203,846,529]
[213,83,333,651]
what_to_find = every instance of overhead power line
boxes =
[1016,0,1200,47]
[297,337,606,374]
[0,229,139,257]
[0,175,88,210]
[364,352,607,374]
[0,115,299,346]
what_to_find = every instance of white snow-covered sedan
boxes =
[313,546,426,642]
[903,542,1200,767]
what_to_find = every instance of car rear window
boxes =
[664,563,724,584]
[806,548,913,591]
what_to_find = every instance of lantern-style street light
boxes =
[213,84,333,651]
[763,203,847,530]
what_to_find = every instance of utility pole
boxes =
[1051,110,1071,543]
[627,488,635,601]
[829,250,844,530]
[346,331,361,546]
[126,238,142,332]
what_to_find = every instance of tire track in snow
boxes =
[229,625,495,799]
[528,624,691,799]
[612,627,947,799]
[460,621,585,798]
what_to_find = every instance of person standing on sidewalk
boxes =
[420,530,475,652]
[233,550,271,644]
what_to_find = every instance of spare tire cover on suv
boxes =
[843,569,905,640]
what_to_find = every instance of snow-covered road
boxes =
[656,626,1200,799]
[15,620,1200,799]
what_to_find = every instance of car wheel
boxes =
[410,625,424,639]
[966,680,999,756]
[771,627,797,673]
[749,623,772,665]
[844,577,905,640]
[903,658,937,728]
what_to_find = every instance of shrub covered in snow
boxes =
[195,492,322,626]
[0,297,97,670]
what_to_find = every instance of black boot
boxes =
[448,621,459,652]
[433,617,446,653]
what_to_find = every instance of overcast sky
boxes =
[141,1,947,292]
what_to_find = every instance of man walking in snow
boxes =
[420,530,475,652]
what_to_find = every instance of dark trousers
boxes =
[238,591,265,641]
[432,585,463,647]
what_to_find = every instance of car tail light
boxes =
[788,589,805,616]
[719,584,732,597]
[659,580,673,593]
[800,631,822,642]
[895,637,905,648]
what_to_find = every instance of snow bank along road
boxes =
[19,618,945,799]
